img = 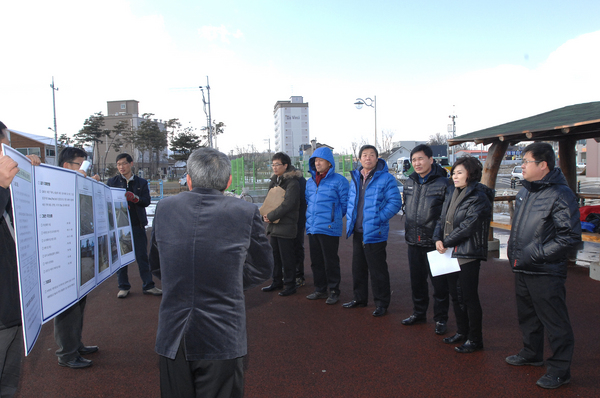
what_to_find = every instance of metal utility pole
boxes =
[264,138,271,152]
[199,76,214,148]
[50,77,59,164]
[448,110,457,163]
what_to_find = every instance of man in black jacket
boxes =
[107,154,161,298]
[401,145,451,335]
[261,152,302,297]
[506,142,581,390]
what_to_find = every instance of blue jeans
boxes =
[117,225,155,291]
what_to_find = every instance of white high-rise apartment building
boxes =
[273,96,309,155]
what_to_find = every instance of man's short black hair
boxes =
[116,153,133,163]
[451,156,483,184]
[523,142,555,170]
[272,152,291,168]
[410,144,433,159]
[358,145,379,159]
[0,121,8,141]
[58,147,88,168]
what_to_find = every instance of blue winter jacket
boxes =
[346,159,402,243]
[305,147,349,237]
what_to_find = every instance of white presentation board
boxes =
[2,145,135,355]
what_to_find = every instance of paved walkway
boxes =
[15,217,600,398]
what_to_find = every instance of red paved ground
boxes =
[15,217,600,398]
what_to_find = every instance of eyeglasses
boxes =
[116,162,131,167]
[521,160,541,166]
[68,161,82,167]
[271,163,283,168]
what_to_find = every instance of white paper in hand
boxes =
[427,249,460,277]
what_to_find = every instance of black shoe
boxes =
[536,373,571,389]
[435,322,447,335]
[443,333,466,344]
[401,314,426,325]
[455,340,484,353]
[58,356,92,369]
[278,288,297,296]
[342,300,367,308]
[372,307,387,317]
[295,278,305,288]
[262,283,283,292]
[78,346,99,355]
[505,354,544,366]
[326,291,340,305]
[306,291,328,300]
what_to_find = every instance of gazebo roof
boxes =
[449,101,600,146]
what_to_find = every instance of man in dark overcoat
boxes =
[150,147,273,397]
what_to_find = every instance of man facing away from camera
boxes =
[150,147,273,398]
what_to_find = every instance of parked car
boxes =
[179,172,188,186]
[511,166,523,184]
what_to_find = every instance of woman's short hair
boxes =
[451,156,483,184]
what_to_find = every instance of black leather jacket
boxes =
[433,182,493,260]
[507,168,581,277]
[107,174,151,227]
[403,163,451,248]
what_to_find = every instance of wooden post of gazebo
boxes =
[558,138,577,194]
[481,140,509,248]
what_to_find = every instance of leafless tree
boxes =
[379,129,395,158]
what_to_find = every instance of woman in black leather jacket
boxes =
[433,156,493,353]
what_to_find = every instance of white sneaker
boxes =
[143,287,162,296]
[117,290,129,298]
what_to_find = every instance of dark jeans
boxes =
[118,225,155,291]
[447,260,482,342]
[159,339,244,398]
[294,216,306,279]
[515,272,574,377]
[270,236,296,289]
[351,233,390,308]
[407,245,449,322]
[308,234,341,293]
[0,325,23,398]
[54,296,87,362]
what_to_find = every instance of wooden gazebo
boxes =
[449,101,600,194]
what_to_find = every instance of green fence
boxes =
[227,154,354,196]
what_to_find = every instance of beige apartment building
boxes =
[97,100,168,179]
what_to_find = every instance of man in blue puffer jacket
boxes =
[343,145,402,317]
[305,147,349,305]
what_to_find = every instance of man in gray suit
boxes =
[150,147,273,398]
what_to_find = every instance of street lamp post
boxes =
[50,77,59,165]
[354,96,377,149]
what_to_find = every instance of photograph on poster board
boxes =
[80,238,95,286]
[107,201,115,230]
[116,202,129,228]
[119,229,133,255]
[110,231,119,263]
[98,234,109,273]
[79,193,94,236]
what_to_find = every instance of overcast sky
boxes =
[2,0,599,155]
